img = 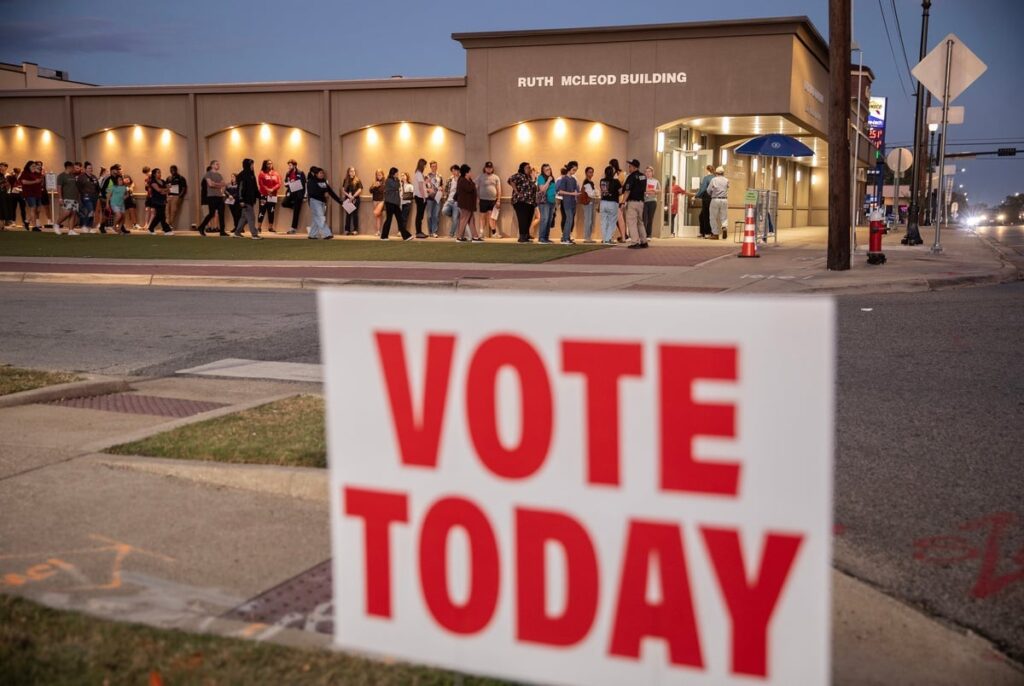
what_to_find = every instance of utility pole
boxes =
[828,0,852,270]
[903,0,931,245]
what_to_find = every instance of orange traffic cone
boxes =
[738,204,759,258]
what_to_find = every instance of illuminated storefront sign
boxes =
[517,72,687,88]
[867,96,887,149]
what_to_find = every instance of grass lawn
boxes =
[0,364,80,396]
[0,593,507,685]
[0,231,602,264]
[108,395,326,468]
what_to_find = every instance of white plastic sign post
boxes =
[319,290,834,686]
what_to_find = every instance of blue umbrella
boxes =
[735,133,814,157]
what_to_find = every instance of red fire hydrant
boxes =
[867,207,886,265]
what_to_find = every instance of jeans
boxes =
[198,197,225,233]
[382,202,410,239]
[538,202,553,242]
[582,202,595,240]
[79,195,96,227]
[147,204,172,233]
[234,203,258,237]
[426,198,440,236]
[414,196,426,235]
[344,196,360,233]
[309,198,330,238]
[513,202,534,241]
[599,200,618,243]
[561,204,576,242]
[442,202,459,237]
[709,198,728,236]
[643,200,657,238]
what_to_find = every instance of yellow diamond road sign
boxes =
[912,33,987,104]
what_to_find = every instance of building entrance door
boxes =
[665,148,713,237]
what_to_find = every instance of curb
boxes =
[0,271,462,291]
[0,375,132,409]
[86,453,328,503]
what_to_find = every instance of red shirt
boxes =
[19,170,44,198]
[670,184,685,214]
[258,170,281,196]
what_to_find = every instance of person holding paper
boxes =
[165,165,187,230]
[225,174,242,232]
[257,160,281,233]
[283,159,306,234]
[306,166,343,239]
[474,161,502,238]
[369,169,385,236]
[342,167,362,235]
[424,160,443,238]
[380,167,412,241]
[456,163,483,242]
[555,161,579,244]
[413,159,428,238]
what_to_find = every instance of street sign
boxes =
[744,190,759,204]
[927,106,964,125]
[320,289,835,686]
[886,148,914,174]
[912,34,987,104]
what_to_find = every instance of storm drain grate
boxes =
[45,393,228,418]
[224,559,333,635]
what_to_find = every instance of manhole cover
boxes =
[224,559,333,635]
[46,393,227,418]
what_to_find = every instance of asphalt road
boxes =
[0,280,1021,659]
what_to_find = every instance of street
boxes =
[0,279,1021,661]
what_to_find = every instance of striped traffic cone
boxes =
[737,204,759,258]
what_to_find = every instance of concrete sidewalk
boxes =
[0,224,1017,295]
[0,372,1021,684]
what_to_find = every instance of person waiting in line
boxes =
[535,163,556,244]
[556,161,580,244]
[599,165,621,245]
[197,160,226,237]
[669,175,687,237]
[342,167,362,235]
[380,167,412,241]
[257,159,281,234]
[696,164,714,238]
[0,163,9,229]
[195,164,210,230]
[475,161,502,238]
[621,158,649,249]
[706,165,729,240]
[442,164,460,237]
[455,164,483,242]
[412,158,428,238]
[642,165,660,240]
[225,173,241,232]
[609,158,627,242]
[107,175,129,234]
[369,169,386,236]
[282,159,306,234]
[507,162,536,243]
[122,175,138,230]
[233,158,260,239]
[6,166,28,229]
[55,161,80,235]
[146,168,173,235]
[424,160,443,238]
[306,166,343,240]
[580,166,598,243]
[18,161,45,231]
[140,166,153,228]
[553,166,568,239]
[398,172,416,235]
[95,166,109,229]
[165,165,187,229]
[76,162,100,233]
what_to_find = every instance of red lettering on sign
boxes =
[419,497,500,634]
[701,527,804,678]
[659,345,740,496]
[515,507,599,647]
[344,487,409,618]
[374,332,456,469]
[562,340,643,486]
[466,335,553,480]
[608,520,703,669]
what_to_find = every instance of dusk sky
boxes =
[3,0,1021,207]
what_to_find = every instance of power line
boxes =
[890,0,916,85]
[877,0,913,98]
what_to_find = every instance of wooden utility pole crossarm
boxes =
[828,0,852,270]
